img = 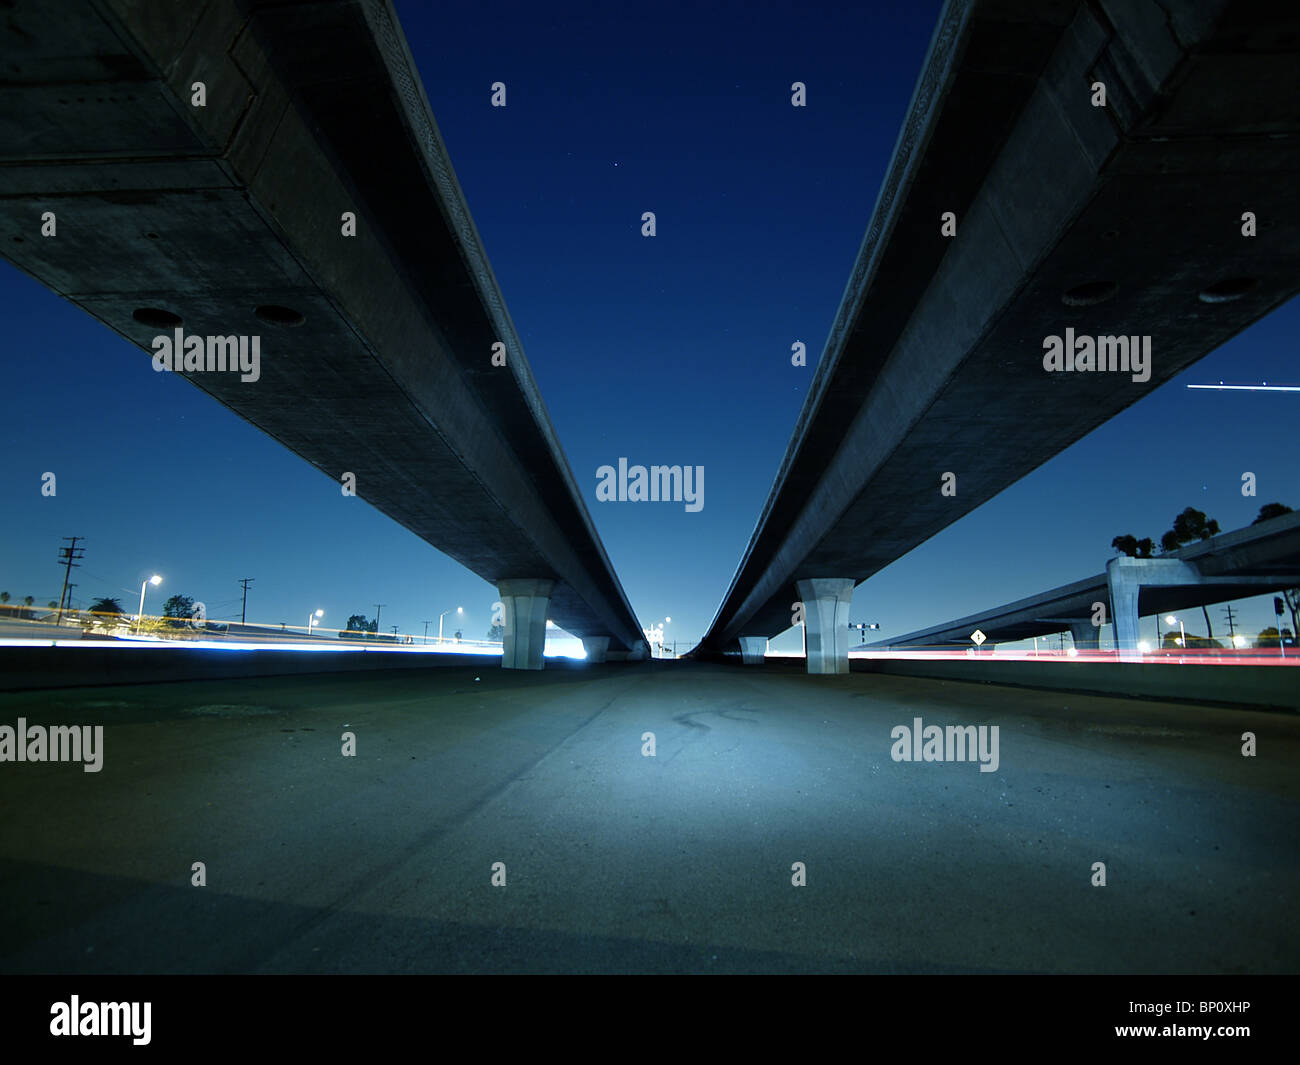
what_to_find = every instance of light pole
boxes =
[1165,615,1185,649]
[308,608,324,635]
[136,574,161,633]
[662,617,671,658]
[439,606,462,644]
[850,621,880,646]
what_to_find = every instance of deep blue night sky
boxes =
[1,0,1295,650]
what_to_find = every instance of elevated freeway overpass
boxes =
[699,0,1300,671]
[868,510,1300,654]
[0,0,646,668]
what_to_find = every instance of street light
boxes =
[136,574,162,633]
[1165,615,1185,648]
[439,606,462,644]
[308,608,324,635]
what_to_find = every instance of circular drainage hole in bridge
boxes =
[132,307,183,328]
[1198,277,1257,304]
[1061,280,1118,307]
[254,304,306,327]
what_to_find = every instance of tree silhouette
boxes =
[162,594,195,629]
[1253,502,1293,524]
[1160,507,1220,554]
[1111,534,1155,558]
[86,597,126,627]
[1163,629,1221,650]
[1256,626,1294,649]
[343,614,377,639]
[162,594,194,617]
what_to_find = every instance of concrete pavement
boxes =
[0,662,1295,973]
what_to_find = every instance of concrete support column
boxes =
[1106,558,1142,661]
[582,636,610,663]
[795,578,856,675]
[605,643,648,662]
[497,578,554,670]
[1105,555,1283,660]
[1069,621,1099,650]
[739,636,766,666]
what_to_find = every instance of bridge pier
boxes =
[498,579,554,670]
[739,637,767,666]
[796,578,855,674]
[582,636,610,663]
[605,643,649,663]
[1107,558,1147,660]
[1069,621,1099,651]
[1105,556,1289,661]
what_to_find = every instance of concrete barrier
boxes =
[0,645,570,692]
[852,657,1299,711]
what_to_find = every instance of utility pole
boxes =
[237,578,254,624]
[1222,604,1238,639]
[374,603,386,632]
[55,537,85,626]
[422,620,431,644]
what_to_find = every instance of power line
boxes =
[76,567,139,597]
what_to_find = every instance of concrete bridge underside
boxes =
[699,0,1300,671]
[0,0,647,668]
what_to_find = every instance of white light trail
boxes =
[1187,383,1300,392]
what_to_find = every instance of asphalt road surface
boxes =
[1,661,1295,973]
